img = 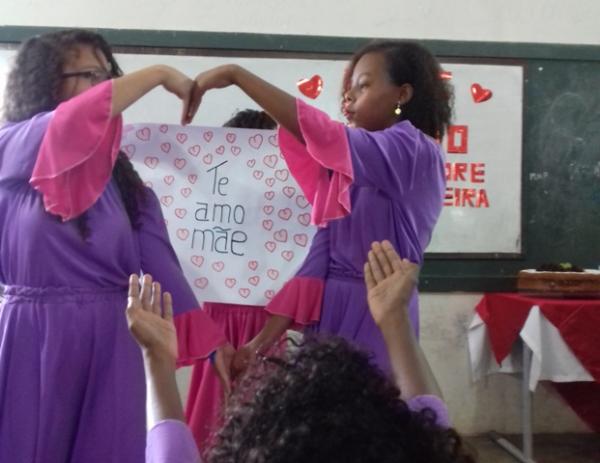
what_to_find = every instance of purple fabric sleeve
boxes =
[137,189,199,315]
[407,394,450,428]
[146,420,201,463]
[345,121,442,198]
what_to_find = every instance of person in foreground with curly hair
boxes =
[128,241,475,463]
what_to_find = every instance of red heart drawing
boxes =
[253,170,264,180]
[225,278,237,288]
[239,288,251,298]
[176,228,189,240]
[176,132,188,144]
[123,145,136,158]
[268,134,278,147]
[297,75,323,99]
[160,143,171,153]
[298,213,311,226]
[231,146,241,156]
[164,175,174,185]
[180,188,192,198]
[471,83,493,103]
[283,186,296,198]
[160,195,174,207]
[274,229,288,242]
[265,241,277,252]
[188,145,201,157]
[264,191,275,201]
[278,208,292,221]
[144,156,159,169]
[293,233,308,247]
[296,196,309,209]
[267,269,280,280]
[216,145,225,155]
[188,174,198,184]
[212,261,225,272]
[275,169,289,182]
[194,277,209,289]
[248,276,260,286]
[247,159,256,168]
[263,154,278,169]
[281,250,294,261]
[203,154,213,165]
[136,127,151,141]
[175,208,187,219]
[248,260,259,271]
[226,133,237,143]
[203,131,214,142]
[265,178,275,187]
[264,290,275,300]
[263,205,274,215]
[262,220,274,231]
[174,158,186,170]
[191,255,204,267]
[249,134,263,149]
[159,124,168,133]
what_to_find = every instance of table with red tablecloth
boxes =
[468,293,600,433]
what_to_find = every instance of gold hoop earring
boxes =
[394,102,402,116]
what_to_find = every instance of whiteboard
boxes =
[0,48,523,254]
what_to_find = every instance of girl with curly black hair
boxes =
[185,40,453,377]
[129,241,474,463]
[0,29,232,462]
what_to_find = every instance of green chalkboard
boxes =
[1,26,599,291]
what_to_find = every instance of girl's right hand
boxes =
[158,65,195,125]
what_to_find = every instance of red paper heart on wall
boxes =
[471,83,493,103]
[297,75,323,99]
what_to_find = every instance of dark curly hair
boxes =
[342,40,453,139]
[3,29,146,237]
[207,336,475,463]
[223,109,277,130]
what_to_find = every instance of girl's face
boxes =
[344,52,412,131]
[58,45,112,102]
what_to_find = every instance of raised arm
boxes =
[187,65,301,140]
[364,240,442,400]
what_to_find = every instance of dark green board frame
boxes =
[2,26,599,292]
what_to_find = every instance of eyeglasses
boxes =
[61,69,112,85]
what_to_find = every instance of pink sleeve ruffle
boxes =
[277,99,354,227]
[30,80,122,221]
[174,308,228,368]
[264,276,324,327]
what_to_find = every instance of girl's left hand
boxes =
[185,65,238,124]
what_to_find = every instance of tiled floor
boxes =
[465,434,600,462]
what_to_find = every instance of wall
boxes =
[4,0,597,434]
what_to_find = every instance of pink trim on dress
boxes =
[277,99,354,227]
[264,276,324,326]
[30,80,122,221]
[174,309,228,368]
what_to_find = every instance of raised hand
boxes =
[364,241,419,327]
[185,64,238,124]
[159,66,195,126]
[126,273,177,362]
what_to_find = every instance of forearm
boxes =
[380,311,442,400]
[143,350,185,427]
[111,65,169,116]
[230,65,302,140]
[249,314,293,352]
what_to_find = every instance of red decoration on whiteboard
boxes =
[447,125,469,154]
[471,83,493,103]
[297,75,323,99]
[440,70,453,80]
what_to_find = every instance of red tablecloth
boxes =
[476,293,600,432]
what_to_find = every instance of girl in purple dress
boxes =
[186,40,452,374]
[0,30,231,463]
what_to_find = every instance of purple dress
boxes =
[0,82,226,463]
[266,100,446,373]
[146,395,450,462]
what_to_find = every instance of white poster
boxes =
[123,124,316,305]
